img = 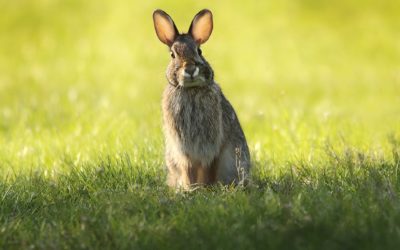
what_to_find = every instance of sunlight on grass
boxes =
[0,0,400,249]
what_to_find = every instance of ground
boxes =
[1,0,400,249]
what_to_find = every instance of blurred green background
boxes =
[1,1,400,249]
[0,0,399,174]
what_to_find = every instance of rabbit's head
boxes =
[153,9,214,88]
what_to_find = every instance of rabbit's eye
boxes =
[170,51,175,58]
[197,48,202,56]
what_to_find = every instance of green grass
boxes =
[1,0,400,249]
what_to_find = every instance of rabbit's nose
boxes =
[184,65,199,77]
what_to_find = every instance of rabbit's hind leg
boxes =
[214,144,250,186]
[214,144,240,185]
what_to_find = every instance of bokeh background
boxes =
[1,1,400,248]
[0,0,399,174]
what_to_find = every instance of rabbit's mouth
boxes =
[178,68,207,87]
[179,77,207,88]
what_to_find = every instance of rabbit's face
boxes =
[153,9,214,88]
[167,35,213,88]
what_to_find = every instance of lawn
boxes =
[1,0,400,249]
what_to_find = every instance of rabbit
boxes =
[153,9,250,189]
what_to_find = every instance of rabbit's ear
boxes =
[188,9,213,45]
[153,9,179,46]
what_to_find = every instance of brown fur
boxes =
[154,9,250,189]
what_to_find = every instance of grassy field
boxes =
[1,0,400,249]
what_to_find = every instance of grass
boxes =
[1,0,400,249]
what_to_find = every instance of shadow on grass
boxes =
[1,138,399,249]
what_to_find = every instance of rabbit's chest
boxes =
[164,87,224,163]
[173,91,221,142]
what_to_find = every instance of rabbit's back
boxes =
[217,93,251,183]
